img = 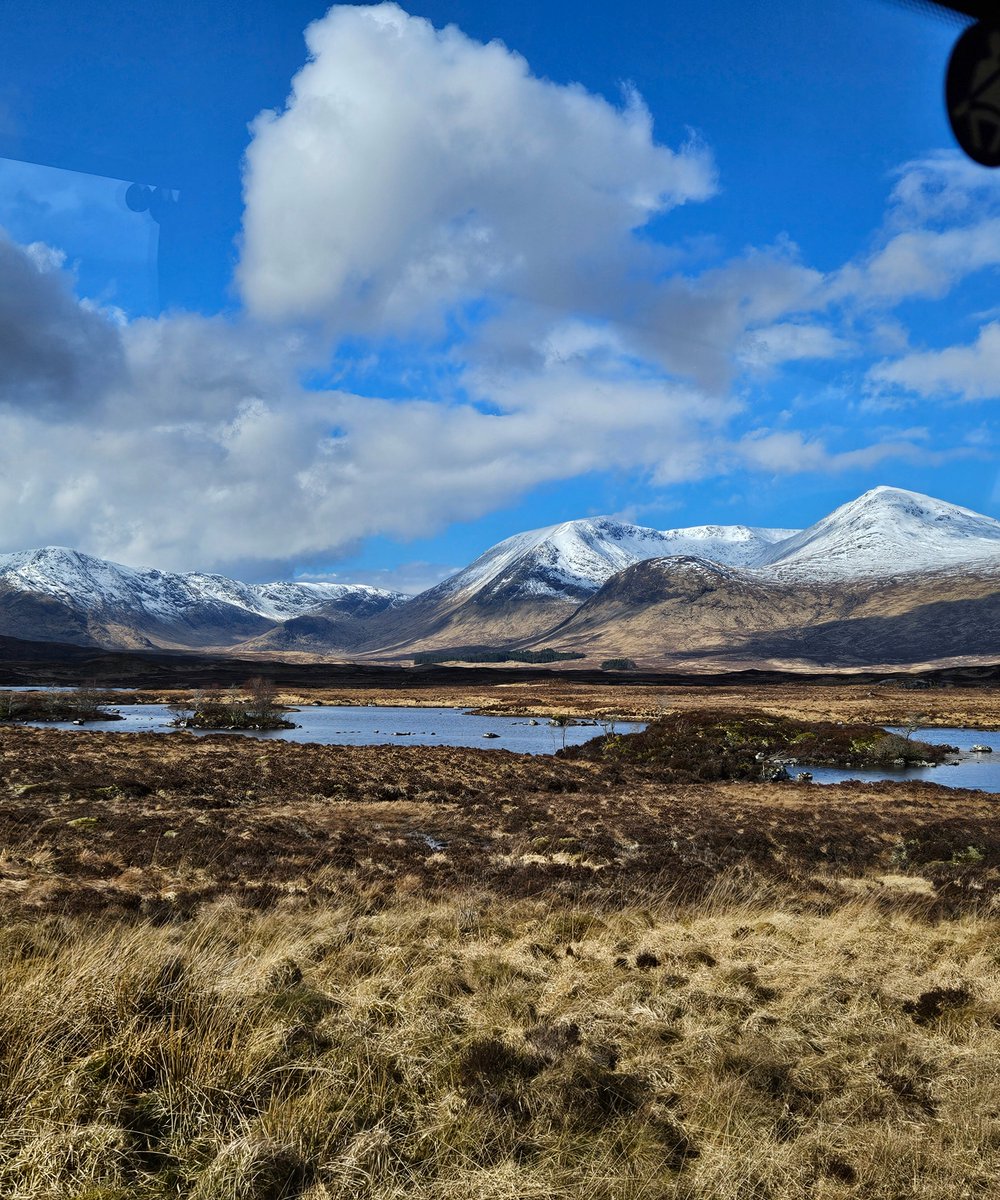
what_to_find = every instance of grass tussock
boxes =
[0,891,997,1199]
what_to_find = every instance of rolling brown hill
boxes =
[529,556,1000,670]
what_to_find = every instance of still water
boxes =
[805,727,1000,793]
[19,703,644,756]
[12,702,1000,787]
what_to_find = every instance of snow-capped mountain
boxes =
[182,574,405,621]
[354,516,800,656]
[363,488,1000,663]
[438,516,798,604]
[759,487,1000,580]
[4,486,1000,667]
[0,547,407,649]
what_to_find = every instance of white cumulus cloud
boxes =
[239,2,717,334]
[830,153,1000,307]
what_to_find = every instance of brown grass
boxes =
[0,892,997,1198]
[0,726,998,916]
[1,718,999,1196]
[257,680,1000,729]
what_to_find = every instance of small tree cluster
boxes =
[175,679,289,730]
[0,687,116,723]
[245,677,279,724]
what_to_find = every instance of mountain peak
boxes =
[14,545,96,567]
[435,514,799,604]
[844,484,964,511]
[761,487,1000,579]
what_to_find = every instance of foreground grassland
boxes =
[0,711,999,1198]
[1,896,999,1199]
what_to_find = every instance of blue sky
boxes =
[0,0,997,587]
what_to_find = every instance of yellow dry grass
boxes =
[0,885,997,1198]
[260,681,1000,728]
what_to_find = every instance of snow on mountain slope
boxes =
[0,548,208,621]
[657,525,799,567]
[0,547,405,623]
[243,580,409,620]
[184,575,405,621]
[759,487,1000,580]
[438,517,798,603]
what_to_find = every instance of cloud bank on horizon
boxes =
[0,3,998,578]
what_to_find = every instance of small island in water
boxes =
[0,687,123,725]
[560,710,955,781]
[169,678,295,731]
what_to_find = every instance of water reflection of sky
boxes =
[16,706,1000,787]
[805,728,1000,794]
[21,703,644,757]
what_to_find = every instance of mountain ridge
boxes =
[0,547,407,650]
[533,553,1000,670]
[437,515,799,604]
[2,486,999,667]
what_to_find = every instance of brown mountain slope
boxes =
[0,586,99,647]
[527,557,1000,669]
[354,588,577,658]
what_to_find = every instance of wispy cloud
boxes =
[868,321,1000,403]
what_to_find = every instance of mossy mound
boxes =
[561,710,952,781]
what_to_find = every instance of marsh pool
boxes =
[19,702,644,756]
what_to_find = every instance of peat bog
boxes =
[0,713,995,919]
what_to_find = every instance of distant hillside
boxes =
[534,556,1000,670]
[0,547,406,651]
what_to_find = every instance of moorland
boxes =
[0,669,998,1198]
